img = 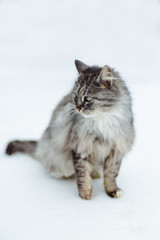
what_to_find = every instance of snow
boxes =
[0,0,160,239]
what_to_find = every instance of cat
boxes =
[6,60,135,200]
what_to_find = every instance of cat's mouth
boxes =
[76,108,92,118]
[80,113,92,118]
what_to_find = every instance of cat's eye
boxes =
[85,96,93,102]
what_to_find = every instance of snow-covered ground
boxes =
[0,0,160,239]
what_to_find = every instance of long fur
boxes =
[6,60,135,199]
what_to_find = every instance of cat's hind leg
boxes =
[39,147,75,179]
[48,164,75,179]
[90,170,101,179]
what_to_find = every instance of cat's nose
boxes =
[76,105,81,111]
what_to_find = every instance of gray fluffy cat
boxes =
[6,60,135,200]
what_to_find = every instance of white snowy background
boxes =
[0,0,160,239]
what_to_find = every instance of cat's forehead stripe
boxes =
[76,73,98,97]
[77,75,86,96]
[79,80,86,96]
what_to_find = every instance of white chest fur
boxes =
[82,105,128,139]
[76,105,130,157]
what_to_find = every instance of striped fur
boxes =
[6,60,135,200]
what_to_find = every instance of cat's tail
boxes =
[6,140,37,157]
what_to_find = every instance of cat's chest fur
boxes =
[78,106,126,140]
[75,105,127,159]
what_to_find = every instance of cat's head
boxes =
[73,60,123,117]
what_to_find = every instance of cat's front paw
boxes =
[79,188,92,200]
[106,188,123,199]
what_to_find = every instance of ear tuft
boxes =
[100,65,112,79]
[75,60,89,74]
[98,65,113,88]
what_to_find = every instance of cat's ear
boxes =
[75,60,89,74]
[98,65,113,88]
